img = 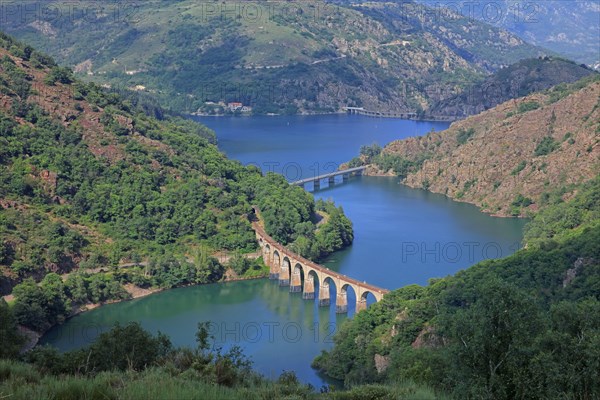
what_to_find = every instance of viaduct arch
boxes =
[251,207,389,313]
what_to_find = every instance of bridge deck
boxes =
[291,166,366,186]
[251,208,389,296]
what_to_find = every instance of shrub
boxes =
[534,136,559,156]
[517,101,540,114]
[456,127,475,145]
[44,67,74,86]
[511,160,527,176]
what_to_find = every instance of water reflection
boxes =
[41,115,526,388]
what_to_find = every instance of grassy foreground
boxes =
[0,359,448,400]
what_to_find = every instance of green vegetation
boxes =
[455,128,475,145]
[354,143,432,180]
[524,177,600,246]
[356,144,429,178]
[0,34,353,333]
[517,101,541,114]
[510,160,527,176]
[0,318,444,399]
[359,143,382,159]
[3,1,545,115]
[374,154,418,179]
[462,178,477,192]
[43,66,74,86]
[546,74,600,104]
[286,199,354,261]
[510,194,534,216]
[228,254,267,278]
[313,176,600,399]
[0,299,24,358]
[534,136,560,156]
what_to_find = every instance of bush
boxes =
[534,136,559,156]
[359,143,382,161]
[44,67,74,85]
[456,127,475,145]
[510,160,527,176]
[229,254,251,275]
[517,101,540,114]
[0,299,25,358]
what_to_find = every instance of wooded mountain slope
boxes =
[313,175,600,399]
[356,75,600,217]
[3,0,548,115]
[427,56,597,119]
[0,32,352,313]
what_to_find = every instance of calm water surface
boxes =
[41,115,527,387]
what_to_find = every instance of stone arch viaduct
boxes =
[251,208,389,313]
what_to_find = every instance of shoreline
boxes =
[17,272,269,352]
[360,169,527,219]
[70,271,270,316]
[189,110,460,122]
[72,272,270,316]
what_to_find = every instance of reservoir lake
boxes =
[41,115,527,387]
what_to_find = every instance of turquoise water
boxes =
[41,115,526,387]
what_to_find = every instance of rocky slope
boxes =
[3,0,548,115]
[364,76,600,216]
[427,57,597,119]
[415,0,600,66]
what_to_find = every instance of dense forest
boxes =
[313,175,600,399]
[0,32,353,334]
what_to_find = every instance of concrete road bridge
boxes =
[343,107,417,119]
[291,166,366,190]
[251,208,389,313]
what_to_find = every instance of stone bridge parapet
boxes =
[251,207,389,313]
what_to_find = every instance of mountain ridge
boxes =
[419,0,600,66]
[350,75,600,216]
[3,0,551,115]
[426,56,597,120]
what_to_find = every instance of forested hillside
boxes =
[322,69,600,399]
[0,33,353,333]
[313,174,600,399]
[350,75,600,216]
[3,0,548,115]
[427,56,596,119]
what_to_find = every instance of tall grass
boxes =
[0,360,448,399]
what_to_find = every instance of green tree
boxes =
[79,322,172,373]
[0,299,24,358]
[229,253,251,275]
[438,280,543,399]
[12,278,49,331]
[359,143,382,161]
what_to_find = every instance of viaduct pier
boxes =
[344,107,417,119]
[251,208,389,313]
[291,166,366,190]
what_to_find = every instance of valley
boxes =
[0,2,598,399]
[4,0,548,115]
